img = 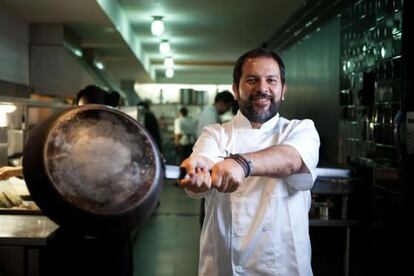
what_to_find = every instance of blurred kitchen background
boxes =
[0,0,412,276]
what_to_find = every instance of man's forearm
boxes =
[243,145,305,178]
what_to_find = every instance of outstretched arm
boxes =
[244,144,308,178]
[0,166,23,180]
[209,144,306,193]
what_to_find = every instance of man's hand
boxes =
[211,159,245,193]
[0,166,23,181]
[178,156,247,194]
[178,156,213,193]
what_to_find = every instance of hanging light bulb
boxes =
[164,56,174,68]
[165,68,174,78]
[94,60,105,70]
[151,16,164,36]
[159,40,171,55]
[74,48,83,57]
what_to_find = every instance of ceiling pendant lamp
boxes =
[165,68,174,78]
[151,16,164,36]
[164,56,174,68]
[94,60,105,70]
[159,39,171,55]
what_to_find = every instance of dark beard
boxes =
[238,92,279,124]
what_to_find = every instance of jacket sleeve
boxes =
[281,119,320,191]
[185,124,224,199]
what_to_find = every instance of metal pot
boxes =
[23,104,164,236]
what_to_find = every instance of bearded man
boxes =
[179,47,320,276]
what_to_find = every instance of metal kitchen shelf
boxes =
[0,96,70,109]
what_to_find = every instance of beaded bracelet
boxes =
[225,153,253,177]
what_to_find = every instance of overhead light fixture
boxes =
[74,49,83,57]
[164,56,174,68]
[165,68,174,78]
[63,42,83,58]
[151,16,164,36]
[159,40,171,55]
[94,60,105,70]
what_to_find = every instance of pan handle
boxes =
[164,165,188,179]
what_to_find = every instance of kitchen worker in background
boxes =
[137,100,162,207]
[196,90,235,136]
[76,84,120,107]
[0,166,22,180]
[179,47,320,275]
[137,101,163,153]
[174,106,196,163]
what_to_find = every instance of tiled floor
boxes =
[132,180,201,276]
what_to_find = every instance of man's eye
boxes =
[246,78,256,84]
[268,79,277,84]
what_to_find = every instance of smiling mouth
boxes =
[250,94,273,101]
[253,98,270,102]
[250,100,270,110]
[251,96,272,106]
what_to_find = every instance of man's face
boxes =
[233,56,286,124]
[215,101,230,115]
[77,97,88,106]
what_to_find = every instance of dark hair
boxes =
[76,85,120,107]
[137,101,149,110]
[232,47,286,86]
[107,90,121,107]
[231,101,239,115]
[179,107,188,116]
[214,90,234,104]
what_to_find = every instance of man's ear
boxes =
[281,84,288,101]
[232,83,240,100]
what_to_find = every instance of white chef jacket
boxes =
[187,111,320,276]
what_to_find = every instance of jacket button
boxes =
[263,223,272,231]
[234,227,244,237]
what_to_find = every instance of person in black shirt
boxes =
[137,101,163,153]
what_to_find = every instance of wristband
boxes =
[225,153,253,177]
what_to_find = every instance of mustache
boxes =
[249,92,273,101]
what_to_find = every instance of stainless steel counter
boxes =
[0,215,58,246]
[0,215,59,276]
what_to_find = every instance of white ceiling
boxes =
[0,0,306,85]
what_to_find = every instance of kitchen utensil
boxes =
[23,104,165,236]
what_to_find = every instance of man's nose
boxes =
[256,79,269,92]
